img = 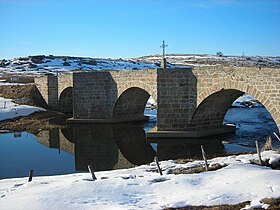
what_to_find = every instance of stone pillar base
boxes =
[146,125,236,140]
[66,116,149,124]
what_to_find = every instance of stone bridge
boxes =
[35,66,280,136]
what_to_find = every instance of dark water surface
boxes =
[0,107,279,179]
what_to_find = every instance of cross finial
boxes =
[160,40,168,58]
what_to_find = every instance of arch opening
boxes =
[224,94,279,148]
[59,87,73,114]
[113,87,151,122]
[191,89,244,129]
[192,89,279,148]
[143,95,157,130]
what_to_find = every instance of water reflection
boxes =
[1,107,279,179]
[35,123,226,173]
[155,138,225,160]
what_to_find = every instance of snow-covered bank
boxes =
[0,97,45,121]
[0,151,279,210]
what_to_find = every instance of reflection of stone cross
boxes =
[160,40,168,58]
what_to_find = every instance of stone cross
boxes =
[160,40,168,58]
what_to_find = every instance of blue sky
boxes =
[0,0,279,59]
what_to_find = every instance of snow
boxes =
[1,54,279,77]
[0,150,279,210]
[232,94,262,107]
[0,97,45,121]
[137,54,280,68]
[146,96,157,109]
[0,56,172,76]
[0,82,31,86]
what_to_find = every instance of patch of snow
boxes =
[0,97,45,121]
[232,94,262,108]
[0,82,31,86]
[146,96,157,109]
[0,151,279,209]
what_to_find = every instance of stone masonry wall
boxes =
[109,69,157,101]
[57,74,73,98]
[157,68,196,131]
[72,70,157,120]
[72,72,117,119]
[192,66,280,130]
[34,76,49,106]
[35,74,73,110]
[35,76,58,109]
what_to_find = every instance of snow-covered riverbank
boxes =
[0,150,279,210]
[0,97,45,121]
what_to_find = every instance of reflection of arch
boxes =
[113,124,155,165]
[59,87,73,113]
[196,79,280,130]
[61,127,74,143]
[113,87,150,121]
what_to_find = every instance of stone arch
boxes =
[194,79,280,130]
[113,87,151,121]
[191,89,244,129]
[118,81,157,103]
[59,87,73,113]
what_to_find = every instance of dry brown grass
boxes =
[164,201,250,210]
[0,111,69,134]
[168,163,226,175]
[164,198,280,209]
[262,136,273,151]
[260,197,280,206]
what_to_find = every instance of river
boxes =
[0,106,279,179]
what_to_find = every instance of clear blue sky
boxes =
[0,0,279,59]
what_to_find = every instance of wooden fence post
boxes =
[154,156,163,176]
[28,170,33,182]
[201,145,208,171]
[88,165,97,181]
[255,140,262,165]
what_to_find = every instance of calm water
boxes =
[0,107,279,179]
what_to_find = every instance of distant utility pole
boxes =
[160,40,168,68]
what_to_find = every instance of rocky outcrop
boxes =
[30,55,45,64]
